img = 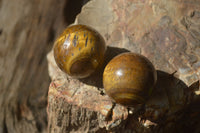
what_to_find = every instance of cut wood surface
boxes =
[47,0,200,133]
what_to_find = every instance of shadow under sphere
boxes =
[79,46,130,88]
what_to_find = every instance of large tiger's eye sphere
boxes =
[53,24,106,78]
[103,52,157,106]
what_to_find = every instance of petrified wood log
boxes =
[0,0,86,133]
[47,0,200,132]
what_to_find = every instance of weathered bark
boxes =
[0,0,86,133]
[47,0,200,133]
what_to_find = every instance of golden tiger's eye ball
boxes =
[53,24,106,78]
[103,52,157,106]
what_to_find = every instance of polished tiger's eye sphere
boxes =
[103,52,157,106]
[53,24,106,78]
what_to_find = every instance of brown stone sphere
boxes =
[103,52,157,106]
[53,24,106,78]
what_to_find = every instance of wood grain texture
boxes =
[0,0,86,132]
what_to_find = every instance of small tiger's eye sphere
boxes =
[103,52,157,106]
[53,24,106,78]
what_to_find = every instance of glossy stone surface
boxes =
[103,52,157,106]
[54,24,106,78]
